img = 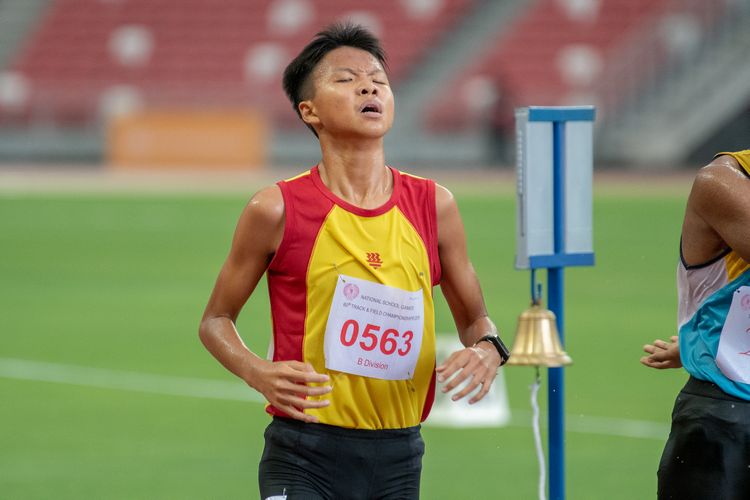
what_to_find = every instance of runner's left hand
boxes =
[436,344,501,404]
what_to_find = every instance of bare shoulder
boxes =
[435,183,456,216]
[682,154,750,264]
[231,184,285,257]
[692,155,745,197]
[435,182,467,248]
[242,184,284,226]
[687,155,748,223]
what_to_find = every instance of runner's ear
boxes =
[299,100,320,128]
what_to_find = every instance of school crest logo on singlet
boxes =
[366,252,383,269]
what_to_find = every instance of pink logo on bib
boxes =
[343,283,359,301]
[741,294,750,311]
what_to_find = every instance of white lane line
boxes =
[566,413,670,440]
[0,356,264,403]
[0,357,669,440]
[508,409,670,441]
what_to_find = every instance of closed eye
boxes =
[336,78,353,83]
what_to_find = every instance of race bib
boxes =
[323,275,424,380]
[716,285,750,384]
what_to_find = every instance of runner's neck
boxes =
[317,146,391,209]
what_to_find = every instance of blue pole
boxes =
[548,269,565,500]
[549,120,566,500]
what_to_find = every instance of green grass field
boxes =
[0,178,691,499]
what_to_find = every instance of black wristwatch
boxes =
[474,334,510,366]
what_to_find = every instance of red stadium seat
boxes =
[5,0,474,127]
[425,0,673,132]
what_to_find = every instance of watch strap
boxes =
[474,334,510,366]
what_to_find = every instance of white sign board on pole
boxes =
[514,106,595,270]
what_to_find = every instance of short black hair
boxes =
[282,22,388,136]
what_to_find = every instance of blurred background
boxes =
[0,0,748,170]
[2,1,748,498]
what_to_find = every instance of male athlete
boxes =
[199,24,509,499]
[641,150,750,499]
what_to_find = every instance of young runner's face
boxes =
[304,46,394,139]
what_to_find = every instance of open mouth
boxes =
[359,101,382,115]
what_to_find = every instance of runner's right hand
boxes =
[248,360,332,423]
[640,336,682,370]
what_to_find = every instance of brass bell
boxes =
[506,303,572,367]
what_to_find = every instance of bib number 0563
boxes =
[324,274,424,380]
[339,319,413,356]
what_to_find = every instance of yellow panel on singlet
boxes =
[726,252,750,282]
[716,150,750,176]
[302,205,435,429]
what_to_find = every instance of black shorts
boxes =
[259,417,424,500]
[658,376,750,500]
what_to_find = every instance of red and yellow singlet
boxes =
[266,166,441,430]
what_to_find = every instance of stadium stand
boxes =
[594,0,748,164]
[1,0,474,128]
[424,0,673,132]
[0,0,747,165]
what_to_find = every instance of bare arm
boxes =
[682,155,750,265]
[643,155,750,371]
[199,186,331,422]
[434,184,503,404]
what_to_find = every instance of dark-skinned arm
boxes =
[642,155,750,371]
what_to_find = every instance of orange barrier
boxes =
[108,109,268,169]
